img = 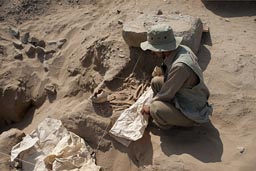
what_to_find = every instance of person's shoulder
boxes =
[177,45,198,62]
[170,62,192,78]
[179,45,192,51]
[172,62,191,72]
[173,58,195,73]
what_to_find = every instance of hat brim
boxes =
[140,37,183,52]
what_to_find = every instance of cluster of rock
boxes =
[0,27,67,126]
[9,27,66,71]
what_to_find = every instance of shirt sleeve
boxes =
[152,63,191,102]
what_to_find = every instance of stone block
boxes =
[122,14,203,54]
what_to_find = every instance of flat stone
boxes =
[21,32,30,44]
[25,45,36,58]
[9,27,20,39]
[29,36,40,46]
[35,46,45,62]
[35,46,45,54]
[13,50,23,60]
[38,40,46,48]
[122,14,203,54]
[57,39,67,48]
[13,40,23,49]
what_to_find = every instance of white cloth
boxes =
[109,88,153,147]
[11,118,101,171]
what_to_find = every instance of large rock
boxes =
[61,100,112,151]
[122,14,203,54]
[0,84,31,123]
[0,71,47,125]
[0,129,25,171]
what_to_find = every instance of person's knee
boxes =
[150,101,164,122]
[150,101,170,129]
[150,101,159,116]
[150,76,164,95]
[150,76,163,87]
[150,101,195,128]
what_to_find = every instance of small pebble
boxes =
[13,41,23,49]
[21,32,30,44]
[237,146,246,154]
[57,39,67,48]
[25,45,36,58]
[118,20,123,25]
[43,60,49,72]
[9,27,19,39]
[157,9,163,15]
[174,11,180,14]
[119,54,125,58]
[225,18,230,22]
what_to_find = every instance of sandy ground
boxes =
[0,0,256,171]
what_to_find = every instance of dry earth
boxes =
[0,0,256,171]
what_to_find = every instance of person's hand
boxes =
[152,66,163,77]
[141,105,150,115]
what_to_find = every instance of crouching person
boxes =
[140,24,213,129]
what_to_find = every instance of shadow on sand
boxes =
[197,44,212,72]
[110,130,153,167]
[202,1,256,18]
[0,106,36,133]
[150,121,223,163]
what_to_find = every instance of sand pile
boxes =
[0,0,256,171]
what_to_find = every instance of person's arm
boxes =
[153,63,192,102]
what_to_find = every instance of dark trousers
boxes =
[150,76,195,129]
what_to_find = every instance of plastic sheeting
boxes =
[11,118,101,171]
[109,88,153,147]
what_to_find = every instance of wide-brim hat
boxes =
[140,24,183,52]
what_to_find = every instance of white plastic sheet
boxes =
[109,88,153,147]
[11,118,101,171]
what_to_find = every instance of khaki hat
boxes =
[140,24,183,52]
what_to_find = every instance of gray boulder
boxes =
[122,14,203,54]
